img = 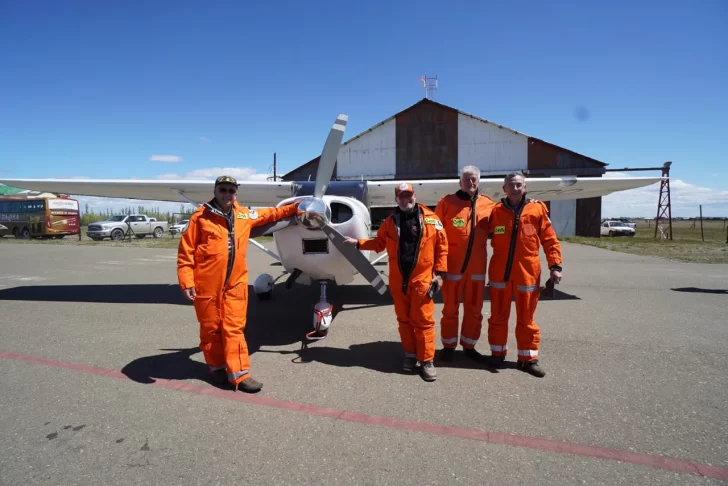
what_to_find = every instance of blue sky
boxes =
[1,0,726,218]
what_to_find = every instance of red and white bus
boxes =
[0,196,80,239]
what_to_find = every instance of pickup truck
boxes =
[87,214,169,241]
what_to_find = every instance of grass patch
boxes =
[562,219,728,263]
[0,226,273,249]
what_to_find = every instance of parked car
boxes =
[87,214,168,241]
[600,220,636,237]
[169,219,189,235]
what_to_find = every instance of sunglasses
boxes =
[218,187,237,194]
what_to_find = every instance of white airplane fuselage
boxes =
[271,195,375,285]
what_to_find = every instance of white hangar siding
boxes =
[457,113,528,175]
[336,118,397,179]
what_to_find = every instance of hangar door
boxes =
[548,199,576,237]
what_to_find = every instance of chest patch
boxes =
[522,223,537,237]
[452,218,465,228]
[494,225,506,235]
[424,217,443,230]
[236,212,248,219]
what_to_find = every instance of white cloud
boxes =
[602,172,728,218]
[155,167,270,181]
[149,155,182,163]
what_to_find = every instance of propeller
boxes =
[296,114,388,296]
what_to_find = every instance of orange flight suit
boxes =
[177,200,299,387]
[435,191,495,350]
[358,203,448,363]
[487,197,562,362]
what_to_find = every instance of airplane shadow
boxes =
[246,282,393,353]
[0,284,189,305]
[671,287,727,295]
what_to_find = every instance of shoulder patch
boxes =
[248,209,258,220]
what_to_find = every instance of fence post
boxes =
[699,205,704,242]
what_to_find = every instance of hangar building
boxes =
[282,98,606,237]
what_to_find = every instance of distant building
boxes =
[282,98,607,237]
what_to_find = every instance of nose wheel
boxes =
[303,280,333,348]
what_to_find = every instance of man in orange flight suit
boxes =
[344,183,448,382]
[487,172,563,377]
[177,175,300,392]
[435,165,495,362]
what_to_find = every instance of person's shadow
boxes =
[121,347,216,386]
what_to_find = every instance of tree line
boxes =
[80,203,195,226]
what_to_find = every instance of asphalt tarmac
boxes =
[1,240,727,485]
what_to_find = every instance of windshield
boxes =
[611,222,628,227]
[103,216,126,222]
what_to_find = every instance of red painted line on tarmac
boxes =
[1,350,726,481]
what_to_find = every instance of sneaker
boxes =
[420,360,437,382]
[235,376,264,393]
[518,359,545,378]
[402,357,417,372]
[439,348,455,362]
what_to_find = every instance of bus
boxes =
[0,196,80,239]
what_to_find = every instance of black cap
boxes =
[215,175,239,187]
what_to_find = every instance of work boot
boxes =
[518,359,546,378]
[235,376,263,393]
[420,361,437,382]
[488,355,506,369]
[402,357,418,372]
[209,368,227,385]
[439,348,455,362]
[464,348,486,363]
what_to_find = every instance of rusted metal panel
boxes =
[336,118,397,179]
[458,113,528,174]
[395,101,458,178]
[527,138,606,173]
[281,157,336,182]
[575,197,602,237]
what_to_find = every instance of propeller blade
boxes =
[320,223,388,296]
[249,216,297,238]
[314,114,348,199]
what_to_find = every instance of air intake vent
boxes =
[302,238,329,254]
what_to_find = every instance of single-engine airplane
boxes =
[0,114,662,341]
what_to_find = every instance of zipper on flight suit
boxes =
[460,195,478,274]
[502,197,527,282]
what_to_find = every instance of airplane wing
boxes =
[0,179,294,207]
[366,176,663,207]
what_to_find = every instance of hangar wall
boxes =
[458,113,528,174]
[283,99,606,236]
[336,118,397,179]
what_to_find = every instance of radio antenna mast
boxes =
[420,75,439,100]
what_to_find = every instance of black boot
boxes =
[439,348,455,362]
[518,359,546,377]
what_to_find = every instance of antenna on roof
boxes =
[420,75,438,100]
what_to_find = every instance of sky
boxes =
[0,0,726,218]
